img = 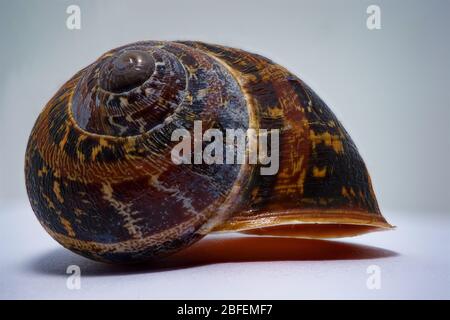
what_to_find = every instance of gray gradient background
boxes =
[1,0,449,216]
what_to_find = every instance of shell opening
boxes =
[238,223,391,239]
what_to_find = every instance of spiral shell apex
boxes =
[25,41,392,263]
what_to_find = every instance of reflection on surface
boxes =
[27,236,398,277]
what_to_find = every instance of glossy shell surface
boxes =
[25,41,392,263]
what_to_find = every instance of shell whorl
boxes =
[71,43,196,137]
[26,41,252,262]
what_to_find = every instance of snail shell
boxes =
[25,41,392,263]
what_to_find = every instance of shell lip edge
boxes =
[212,209,395,239]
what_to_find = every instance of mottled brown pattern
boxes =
[179,42,389,233]
[25,41,392,263]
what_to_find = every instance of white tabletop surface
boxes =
[1,202,449,299]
